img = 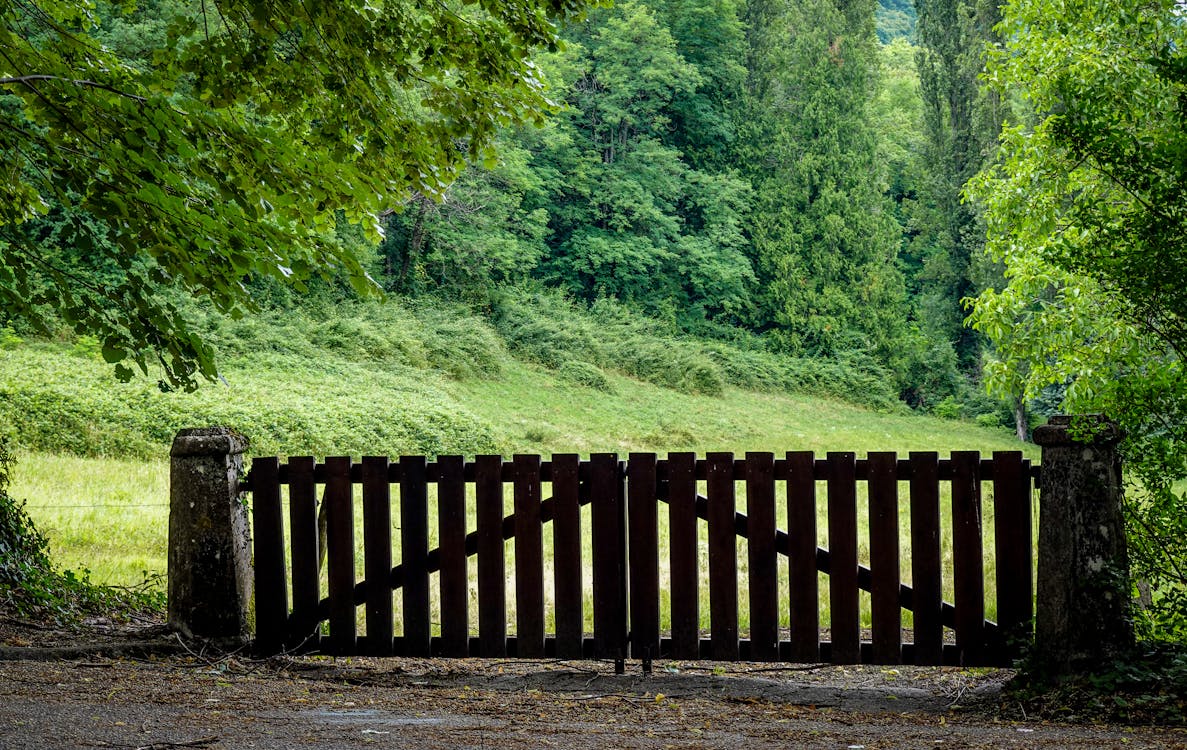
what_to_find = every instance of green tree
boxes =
[534,1,755,323]
[1,0,585,388]
[967,0,1187,636]
[658,0,749,171]
[910,0,1001,374]
[741,0,908,366]
[378,137,549,299]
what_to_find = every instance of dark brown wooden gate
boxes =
[248,451,1036,666]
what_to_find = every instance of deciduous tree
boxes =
[968,0,1187,635]
[0,0,584,388]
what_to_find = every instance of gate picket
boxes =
[909,452,944,665]
[952,451,985,665]
[628,453,660,660]
[667,452,700,660]
[362,456,394,656]
[787,451,819,663]
[827,452,860,664]
[324,456,356,655]
[551,454,584,659]
[400,455,431,657]
[993,451,1033,654]
[868,452,901,664]
[251,456,286,654]
[591,453,626,660]
[707,452,739,661]
[437,455,469,657]
[287,456,320,649]
[514,454,545,658]
[746,452,778,661]
[475,455,506,657]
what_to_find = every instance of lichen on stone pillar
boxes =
[1033,415,1133,677]
[168,427,252,640]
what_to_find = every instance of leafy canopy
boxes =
[967,0,1187,636]
[0,0,585,388]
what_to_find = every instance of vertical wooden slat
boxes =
[628,453,660,660]
[401,455,431,657]
[324,456,356,655]
[475,455,506,657]
[707,452,739,661]
[787,451,819,663]
[591,453,626,660]
[551,454,583,659]
[827,452,860,664]
[746,452,778,661]
[993,451,1033,653]
[909,452,943,666]
[251,457,287,654]
[952,450,985,665]
[287,456,320,648]
[668,452,700,660]
[513,454,545,658]
[362,456,394,656]
[437,455,469,657]
[868,452,901,665]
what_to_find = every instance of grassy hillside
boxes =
[2,294,1033,589]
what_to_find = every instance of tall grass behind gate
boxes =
[244,458,1029,640]
[15,450,1035,640]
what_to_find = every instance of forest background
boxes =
[3,0,1187,655]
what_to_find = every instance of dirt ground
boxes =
[2,616,1185,749]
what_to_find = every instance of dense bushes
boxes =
[492,289,901,407]
[0,291,926,461]
[0,348,501,459]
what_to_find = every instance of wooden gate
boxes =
[248,451,1035,666]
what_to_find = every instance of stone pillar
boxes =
[168,427,252,640]
[1033,415,1133,676]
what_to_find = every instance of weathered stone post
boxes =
[1033,415,1133,676]
[168,427,252,640]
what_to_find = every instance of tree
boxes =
[740,0,908,364]
[533,1,756,324]
[0,0,585,388]
[378,137,549,299]
[911,0,1001,373]
[967,0,1187,636]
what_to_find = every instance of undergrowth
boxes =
[0,291,929,460]
[1005,645,1187,725]
[0,439,164,624]
[491,289,902,408]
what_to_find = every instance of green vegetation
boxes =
[0,437,163,622]
[5,0,1184,667]
[967,0,1187,642]
[2,0,585,389]
[2,294,1025,463]
[7,299,1029,631]
[1008,645,1187,725]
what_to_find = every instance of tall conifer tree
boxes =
[740,0,907,362]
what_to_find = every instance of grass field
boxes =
[10,349,1036,635]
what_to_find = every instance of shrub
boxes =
[415,308,506,380]
[557,360,614,392]
[0,327,24,350]
[933,396,964,420]
[677,356,726,396]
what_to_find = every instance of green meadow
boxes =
[3,297,1036,633]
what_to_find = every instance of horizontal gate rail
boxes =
[248,451,1035,666]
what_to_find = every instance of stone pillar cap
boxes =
[1033,414,1122,447]
[171,427,249,457]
